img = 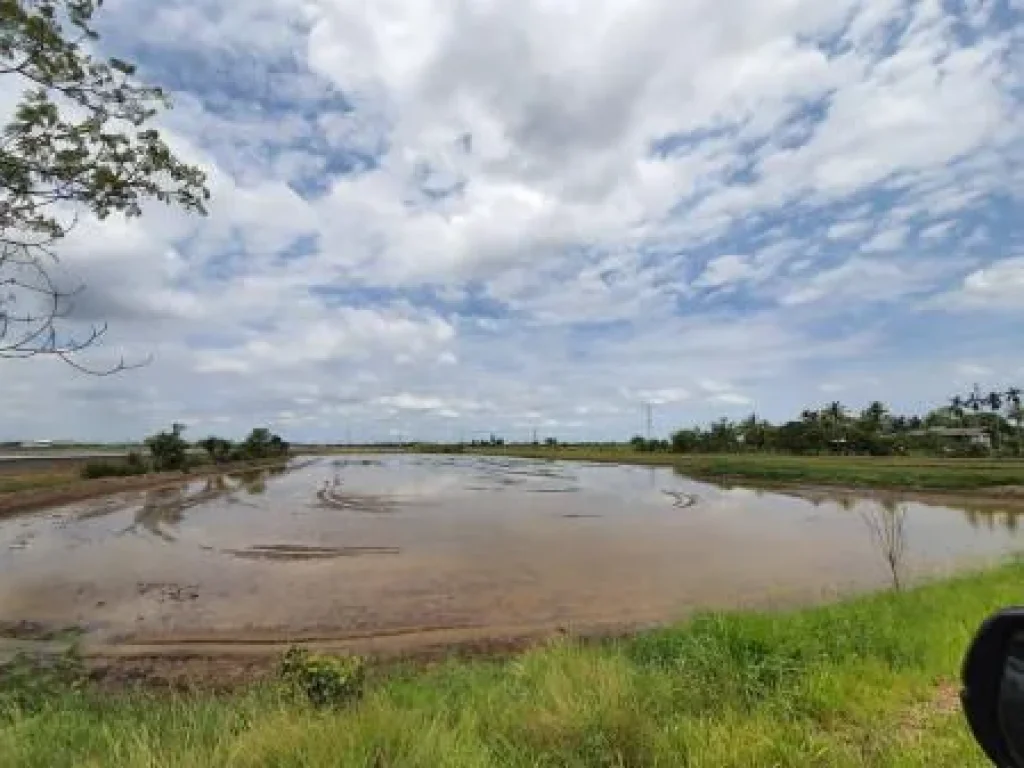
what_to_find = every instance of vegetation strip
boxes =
[442,447,1024,493]
[4,560,1020,766]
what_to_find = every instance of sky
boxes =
[1,0,1022,443]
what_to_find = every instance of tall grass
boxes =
[4,562,1021,766]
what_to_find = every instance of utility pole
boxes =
[644,402,653,441]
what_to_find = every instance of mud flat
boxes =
[1,454,1022,683]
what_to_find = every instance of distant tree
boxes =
[0,0,209,370]
[800,409,819,424]
[950,395,966,422]
[1007,387,1023,456]
[145,423,188,471]
[670,428,700,453]
[239,427,288,460]
[706,418,738,452]
[966,384,984,412]
[986,391,1004,411]
[774,420,823,455]
[739,413,770,451]
[860,401,888,432]
[825,401,845,420]
[197,436,233,464]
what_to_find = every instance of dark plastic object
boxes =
[962,608,1024,767]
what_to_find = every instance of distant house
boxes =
[904,427,992,449]
[18,439,54,448]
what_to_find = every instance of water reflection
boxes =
[686,470,1024,536]
[6,454,1024,647]
[230,469,267,495]
[963,509,1023,533]
[126,471,285,540]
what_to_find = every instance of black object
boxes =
[962,608,1024,767]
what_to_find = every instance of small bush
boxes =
[80,454,149,479]
[279,647,365,708]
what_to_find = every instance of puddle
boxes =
[0,454,1022,653]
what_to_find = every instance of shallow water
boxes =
[0,455,1021,652]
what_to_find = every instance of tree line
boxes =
[83,425,289,478]
[630,388,1024,457]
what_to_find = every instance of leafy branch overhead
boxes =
[0,0,209,368]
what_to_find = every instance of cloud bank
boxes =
[1,0,1022,441]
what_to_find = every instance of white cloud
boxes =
[710,392,754,407]
[826,220,873,241]
[0,0,1021,441]
[936,257,1024,312]
[694,255,755,288]
[954,362,995,379]
[778,258,938,306]
[633,388,691,406]
[860,224,910,253]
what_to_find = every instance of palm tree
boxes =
[1007,387,1023,408]
[824,401,846,444]
[967,384,984,412]
[1006,387,1024,456]
[950,395,965,421]
[740,413,763,451]
[862,400,888,432]
[980,391,1005,451]
[826,401,846,423]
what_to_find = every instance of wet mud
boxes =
[1,454,1023,676]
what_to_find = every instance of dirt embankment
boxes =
[0,461,293,518]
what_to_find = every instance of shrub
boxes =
[145,423,190,472]
[80,455,149,479]
[278,647,365,708]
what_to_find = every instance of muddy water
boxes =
[0,455,1021,656]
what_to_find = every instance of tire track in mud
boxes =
[663,491,699,509]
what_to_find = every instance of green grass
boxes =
[455,447,1024,492]
[5,562,1023,767]
[0,472,79,494]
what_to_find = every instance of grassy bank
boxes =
[5,563,1022,766]
[454,446,1024,492]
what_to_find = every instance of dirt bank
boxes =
[0,460,293,519]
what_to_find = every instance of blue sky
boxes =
[1,0,1022,442]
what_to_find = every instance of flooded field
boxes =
[0,454,1022,658]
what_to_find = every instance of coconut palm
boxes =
[800,409,819,424]
[967,384,984,412]
[823,401,847,443]
[861,401,888,432]
[1006,387,1024,456]
[950,395,965,420]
